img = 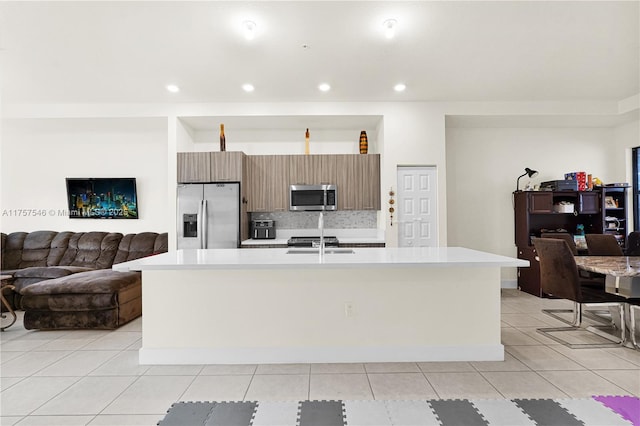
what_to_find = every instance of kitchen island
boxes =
[114,247,527,365]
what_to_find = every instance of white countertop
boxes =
[114,247,528,271]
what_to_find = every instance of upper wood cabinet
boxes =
[288,155,337,185]
[179,152,381,212]
[211,152,245,181]
[177,152,245,183]
[246,155,289,212]
[335,154,381,210]
[177,152,211,183]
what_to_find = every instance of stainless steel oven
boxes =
[289,184,337,211]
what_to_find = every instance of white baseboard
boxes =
[501,279,518,289]
[139,344,504,365]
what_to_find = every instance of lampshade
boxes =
[516,167,539,191]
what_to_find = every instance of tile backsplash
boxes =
[251,211,377,229]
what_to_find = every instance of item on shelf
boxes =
[564,172,587,191]
[605,183,630,187]
[576,224,585,235]
[305,128,310,155]
[219,123,226,152]
[604,196,617,208]
[359,130,368,154]
[540,180,578,191]
[553,201,574,213]
[574,235,587,250]
[588,174,593,190]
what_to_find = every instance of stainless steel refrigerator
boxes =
[177,183,240,249]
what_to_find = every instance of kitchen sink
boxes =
[286,248,355,255]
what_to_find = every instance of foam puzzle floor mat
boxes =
[158,396,640,425]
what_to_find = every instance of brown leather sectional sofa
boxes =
[1,230,167,330]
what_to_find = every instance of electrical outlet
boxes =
[344,302,354,317]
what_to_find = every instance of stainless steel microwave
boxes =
[289,184,337,211]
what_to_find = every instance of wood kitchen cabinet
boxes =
[177,152,211,183]
[246,155,289,212]
[288,155,337,185]
[177,152,245,182]
[211,152,245,181]
[336,154,381,210]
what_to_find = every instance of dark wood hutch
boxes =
[514,187,629,297]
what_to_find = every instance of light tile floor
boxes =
[1,289,639,425]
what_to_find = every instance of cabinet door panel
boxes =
[247,155,288,212]
[289,155,337,185]
[578,192,599,214]
[336,154,380,210]
[177,152,211,183]
[211,152,244,181]
[529,192,553,213]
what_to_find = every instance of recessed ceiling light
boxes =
[242,20,257,40]
[166,84,180,93]
[394,83,406,92]
[242,83,255,92]
[383,19,397,39]
[318,83,331,92]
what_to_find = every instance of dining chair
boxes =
[540,233,604,287]
[625,231,640,256]
[531,237,627,348]
[585,233,624,256]
[540,232,578,255]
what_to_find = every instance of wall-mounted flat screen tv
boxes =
[66,178,138,219]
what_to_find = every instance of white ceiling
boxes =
[0,1,638,105]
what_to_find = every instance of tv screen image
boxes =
[66,178,138,219]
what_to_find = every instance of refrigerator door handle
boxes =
[202,199,208,249]
[197,200,204,249]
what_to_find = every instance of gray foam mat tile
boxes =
[298,400,345,426]
[514,399,584,426]
[470,399,535,426]
[205,401,257,426]
[429,399,488,426]
[158,401,217,426]
[252,401,300,426]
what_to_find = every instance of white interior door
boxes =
[397,166,437,247]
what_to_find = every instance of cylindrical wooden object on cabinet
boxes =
[359,130,368,154]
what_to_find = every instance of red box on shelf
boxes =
[565,172,587,191]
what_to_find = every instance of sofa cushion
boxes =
[19,231,59,268]
[113,232,169,264]
[20,269,141,295]
[59,232,123,269]
[47,231,74,266]
[14,266,94,279]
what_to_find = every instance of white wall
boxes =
[0,117,168,233]
[445,126,622,283]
